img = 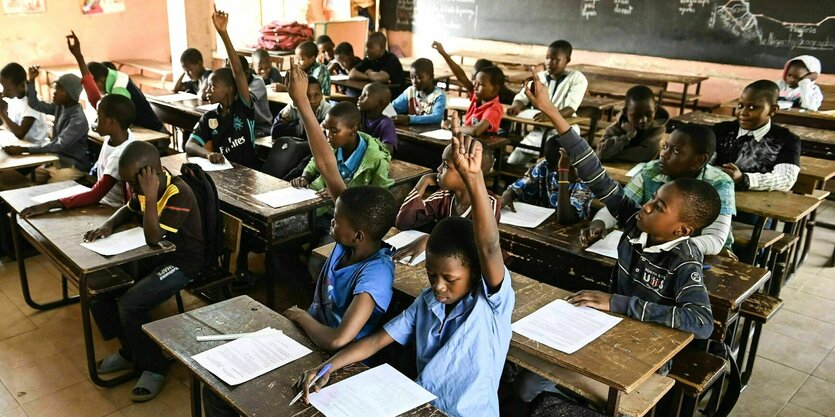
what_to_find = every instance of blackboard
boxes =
[382,0,834,69]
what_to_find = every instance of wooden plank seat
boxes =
[668,349,728,417]
[736,293,784,388]
[732,221,785,250]
[741,293,784,324]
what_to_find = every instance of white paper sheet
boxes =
[419,129,453,141]
[186,156,234,172]
[192,327,312,386]
[512,299,622,354]
[196,103,219,111]
[383,103,397,118]
[585,230,624,260]
[330,74,349,81]
[516,109,542,120]
[384,230,428,266]
[626,163,645,177]
[153,92,199,103]
[499,202,554,228]
[254,187,320,208]
[309,363,436,417]
[30,184,92,203]
[447,96,470,109]
[80,227,148,256]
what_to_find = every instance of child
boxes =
[66,31,165,132]
[515,70,718,403]
[358,81,398,153]
[2,69,89,186]
[185,9,259,169]
[329,41,362,76]
[432,41,516,105]
[21,94,136,216]
[271,76,331,140]
[391,58,447,126]
[230,54,271,137]
[501,136,593,225]
[506,40,588,166]
[85,141,203,402]
[776,55,823,111]
[596,85,669,163]
[202,60,398,417]
[295,135,514,417]
[446,65,505,137]
[713,80,801,192]
[276,41,331,95]
[315,35,335,65]
[0,62,48,144]
[173,48,212,97]
[251,48,283,85]
[393,139,499,263]
[349,32,406,94]
[587,124,736,256]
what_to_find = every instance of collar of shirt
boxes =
[737,120,771,142]
[336,135,368,178]
[423,284,477,326]
[449,194,473,218]
[650,163,708,184]
[629,232,689,253]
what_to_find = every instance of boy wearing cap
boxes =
[3,66,90,184]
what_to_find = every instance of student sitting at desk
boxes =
[1,69,89,188]
[0,63,48,144]
[296,135,514,417]
[173,48,212,97]
[501,136,592,225]
[275,41,331,96]
[202,60,398,417]
[712,80,801,192]
[515,70,717,403]
[185,9,259,169]
[595,85,669,163]
[391,58,447,126]
[443,65,506,137]
[588,124,736,256]
[271,76,331,140]
[777,55,823,111]
[22,95,136,216]
[431,41,517,105]
[506,40,588,166]
[329,42,362,77]
[358,81,398,153]
[229,55,271,137]
[349,32,406,95]
[65,31,165,133]
[316,35,335,65]
[251,48,283,86]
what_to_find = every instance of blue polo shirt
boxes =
[336,135,368,181]
[383,268,514,417]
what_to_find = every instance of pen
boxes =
[703,264,712,271]
[288,363,332,406]
[195,330,282,342]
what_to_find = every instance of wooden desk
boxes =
[448,50,542,68]
[721,100,835,130]
[236,48,292,70]
[0,130,59,171]
[312,236,690,416]
[146,96,206,131]
[588,79,665,102]
[112,59,173,86]
[0,181,174,387]
[143,296,443,417]
[446,97,589,130]
[332,78,401,94]
[670,112,835,160]
[88,126,171,147]
[267,90,291,106]
[161,153,328,308]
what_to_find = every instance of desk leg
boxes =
[741,216,767,265]
[694,82,702,112]
[605,387,621,416]
[10,212,79,311]
[679,83,689,115]
[191,375,203,417]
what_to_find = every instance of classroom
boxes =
[0,0,833,416]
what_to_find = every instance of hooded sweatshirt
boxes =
[776,55,824,111]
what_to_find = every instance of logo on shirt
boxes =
[641,266,666,291]
[208,118,219,129]
[690,271,702,283]
[217,136,248,155]
[233,116,243,131]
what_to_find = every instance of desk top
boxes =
[395,124,511,150]
[267,90,291,105]
[446,98,589,129]
[721,100,835,130]
[0,181,174,275]
[588,79,665,98]
[112,59,172,77]
[571,64,708,85]
[672,112,835,146]
[799,156,835,182]
[146,96,206,118]
[580,96,623,112]
[0,130,59,171]
[447,50,542,68]
[143,295,443,417]
[88,127,170,145]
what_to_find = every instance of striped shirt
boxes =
[395,188,501,232]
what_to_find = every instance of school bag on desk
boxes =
[261,136,312,181]
[257,21,313,51]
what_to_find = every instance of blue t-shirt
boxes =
[308,242,395,339]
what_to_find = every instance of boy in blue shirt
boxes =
[296,134,515,417]
[391,58,447,126]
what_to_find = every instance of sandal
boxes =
[97,351,133,374]
[130,371,166,402]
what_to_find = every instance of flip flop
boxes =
[97,351,133,374]
[130,371,166,402]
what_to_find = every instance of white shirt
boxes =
[736,120,771,142]
[512,70,587,154]
[4,96,48,144]
[94,130,134,207]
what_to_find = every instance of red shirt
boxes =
[464,92,503,134]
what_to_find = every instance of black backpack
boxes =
[179,163,225,282]
[261,136,312,181]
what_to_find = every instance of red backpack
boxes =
[257,21,313,51]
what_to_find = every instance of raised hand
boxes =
[450,111,460,136]
[211,4,229,33]
[66,31,82,57]
[431,41,447,56]
[522,68,551,111]
[27,66,39,83]
[450,133,483,179]
[286,57,310,104]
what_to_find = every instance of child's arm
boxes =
[135,166,165,245]
[66,31,102,107]
[0,101,36,139]
[173,72,187,93]
[83,205,134,242]
[797,78,823,111]
[555,149,580,225]
[394,174,441,230]
[408,92,447,125]
[24,66,55,116]
[287,57,346,200]
[431,41,474,93]
[452,134,504,290]
[21,175,119,217]
[720,137,801,192]
[456,118,491,137]
[285,292,378,351]
[26,109,88,155]
[212,8,252,108]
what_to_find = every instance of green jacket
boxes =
[304,131,394,191]
[105,69,132,99]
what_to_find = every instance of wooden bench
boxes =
[764,234,800,296]
[732,221,785,263]
[737,293,784,387]
[668,349,728,417]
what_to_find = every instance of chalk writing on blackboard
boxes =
[414,0,478,33]
[714,0,835,50]
[679,0,712,15]
[614,0,633,16]
[581,0,600,20]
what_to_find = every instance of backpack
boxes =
[257,21,313,51]
[261,136,312,181]
[179,163,225,282]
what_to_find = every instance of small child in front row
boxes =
[595,85,669,163]
[515,71,717,403]
[501,135,593,225]
[358,81,398,153]
[776,55,823,111]
[391,58,447,126]
[271,76,331,140]
[202,59,398,417]
[296,135,515,417]
[21,94,136,217]
[0,63,48,144]
[713,80,801,192]
[431,41,517,105]
[173,48,212,97]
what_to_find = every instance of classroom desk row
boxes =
[312,230,694,417]
[720,99,835,131]
[0,130,59,172]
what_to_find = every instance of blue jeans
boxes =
[91,264,191,375]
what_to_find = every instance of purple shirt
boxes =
[361,113,398,151]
